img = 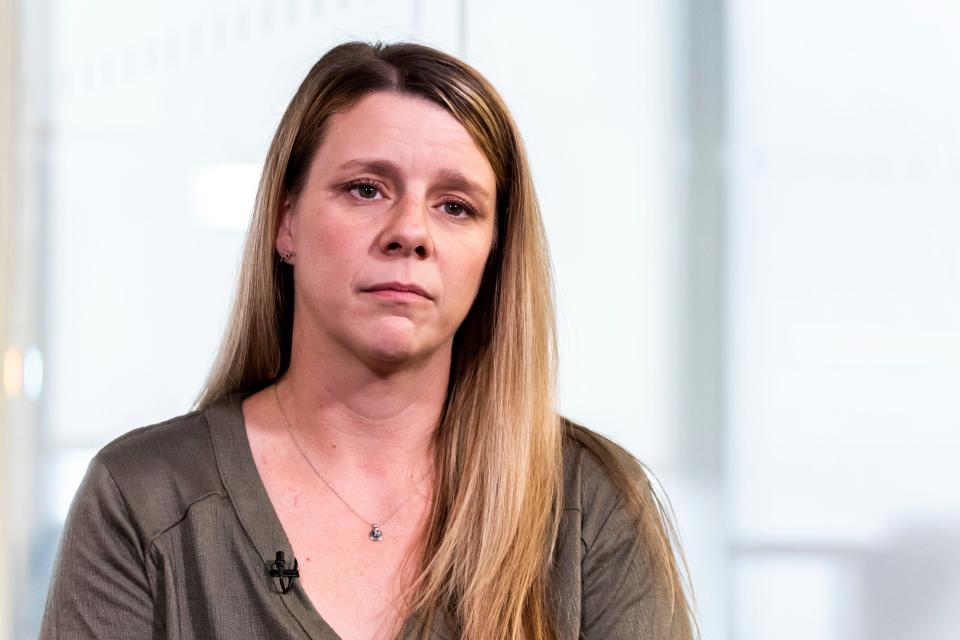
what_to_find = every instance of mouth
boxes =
[363,281,432,301]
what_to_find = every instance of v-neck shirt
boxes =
[39,391,690,639]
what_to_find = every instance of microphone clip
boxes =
[269,551,300,594]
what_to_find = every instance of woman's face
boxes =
[277,90,497,368]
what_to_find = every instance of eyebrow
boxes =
[336,158,493,202]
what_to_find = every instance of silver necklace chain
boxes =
[273,381,429,542]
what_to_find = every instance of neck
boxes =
[275,342,450,487]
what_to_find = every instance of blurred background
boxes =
[2,0,959,638]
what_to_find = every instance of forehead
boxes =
[315,91,495,190]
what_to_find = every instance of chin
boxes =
[361,332,423,363]
[346,319,446,366]
[366,343,416,360]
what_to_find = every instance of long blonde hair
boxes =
[194,40,697,640]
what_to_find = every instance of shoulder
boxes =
[559,416,650,546]
[92,405,227,547]
[557,418,694,638]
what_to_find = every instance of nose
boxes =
[378,192,434,258]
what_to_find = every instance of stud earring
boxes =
[281,249,296,264]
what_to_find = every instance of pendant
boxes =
[369,523,383,541]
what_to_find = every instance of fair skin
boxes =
[241,90,497,640]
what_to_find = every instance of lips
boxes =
[364,281,432,300]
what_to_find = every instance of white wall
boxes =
[728,1,960,638]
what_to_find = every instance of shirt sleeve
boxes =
[40,455,162,639]
[581,485,691,640]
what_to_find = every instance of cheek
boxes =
[297,219,363,293]
[306,211,363,261]
[447,240,492,308]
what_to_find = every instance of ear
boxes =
[275,195,296,259]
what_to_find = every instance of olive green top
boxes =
[39,391,689,639]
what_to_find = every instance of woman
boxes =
[40,41,697,639]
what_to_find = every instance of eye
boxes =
[344,179,384,200]
[442,199,477,218]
